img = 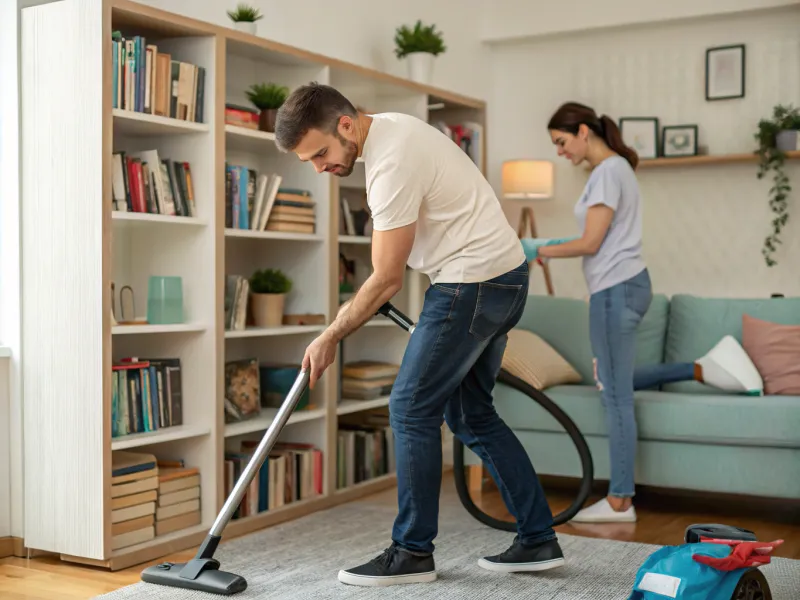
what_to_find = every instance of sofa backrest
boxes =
[663,294,800,393]
[516,293,670,386]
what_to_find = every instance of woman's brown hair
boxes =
[547,102,638,170]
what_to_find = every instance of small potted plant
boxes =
[394,20,446,84]
[227,3,263,35]
[245,82,289,132]
[249,268,292,327]
[754,104,800,266]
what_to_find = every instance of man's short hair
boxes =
[274,82,358,152]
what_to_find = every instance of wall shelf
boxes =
[638,150,800,168]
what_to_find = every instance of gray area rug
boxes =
[95,499,800,599]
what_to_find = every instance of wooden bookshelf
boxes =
[19,0,486,571]
[638,150,800,168]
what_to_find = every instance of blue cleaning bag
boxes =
[628,543,750,600]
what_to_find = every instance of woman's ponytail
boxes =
[547,102,639,170]
[599,114,638,170]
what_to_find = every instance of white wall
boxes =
[1,0,23,541]
[488,5,800,299]
[481,0,797,43]
[134,0,489,101]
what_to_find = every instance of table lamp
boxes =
[501,159,555,295]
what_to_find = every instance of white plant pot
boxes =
[405,52,435,84]
[234,21,257,35]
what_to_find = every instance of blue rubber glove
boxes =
[520,237,579,261]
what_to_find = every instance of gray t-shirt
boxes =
[574,155,646,295]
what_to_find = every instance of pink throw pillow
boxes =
[741,314,800,395]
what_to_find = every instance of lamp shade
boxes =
[501,159,553,200]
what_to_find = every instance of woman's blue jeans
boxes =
[589,268,697,498]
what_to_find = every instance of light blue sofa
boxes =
[465,293,800,500]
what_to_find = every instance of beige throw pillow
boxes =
[501,328,582,390]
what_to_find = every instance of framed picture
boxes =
[619,117,659,159]
[662,125,698,157]
[706,44,745,101]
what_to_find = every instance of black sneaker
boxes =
[337,543,437,586]
[478,536,565,573]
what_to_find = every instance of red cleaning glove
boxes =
[692,537,784,571]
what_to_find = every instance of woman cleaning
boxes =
[526,102,755,523]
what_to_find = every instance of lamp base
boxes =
[518,207,555,296]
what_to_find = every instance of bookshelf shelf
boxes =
[338,235,371,245]
[224,325,325,338]
[224,407,327,438]
[111,424,212,451]
[638,150,800,168]
[224,124,277,153]
[224,228,323,242]
[111,323,207,335]
[337,397,390,415]
[112,211,207,227]
[112,108,209,136]
[20,0,486,570]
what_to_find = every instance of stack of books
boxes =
[110,451,158,550]
[264,189,316,235]
[155,463,202,536]
[337,411,395,489]
[340,361,399,400]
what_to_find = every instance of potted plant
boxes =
[245,82,289,132]
[394,20,446,84]
[227,3,263,35]
[754,104,800,266]
[249,268,292,327]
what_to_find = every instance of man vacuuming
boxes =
[274,83,564,587]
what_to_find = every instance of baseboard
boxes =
[0,537,13,558]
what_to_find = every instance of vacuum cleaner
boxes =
[140,301,594,595]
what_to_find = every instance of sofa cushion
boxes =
[501,328,582,390]
[742,314,800,395]
[492,383,800,448]
[664,295,800,393]
[516,293,669,386]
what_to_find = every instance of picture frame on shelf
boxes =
[705,44,745,101]
[619,117,659,159]
[662,125,699,158]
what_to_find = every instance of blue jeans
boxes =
[589,268,654,499]
[390,261,556,554]
[633,362,695,390]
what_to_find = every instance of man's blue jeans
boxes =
[389,260,556,555]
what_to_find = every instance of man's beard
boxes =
[331,132,358,177]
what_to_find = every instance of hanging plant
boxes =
[754,104,800,266]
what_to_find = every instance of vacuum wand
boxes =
[377,302,416,333]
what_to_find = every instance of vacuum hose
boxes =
[377,302,594,529]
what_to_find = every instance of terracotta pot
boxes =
[251,293,285,327]
[259,108,278,133]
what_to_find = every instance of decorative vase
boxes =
[259,108,278,133]
[775,129,800,151]
[234,21,257,35]
[251,292,285,327]
[147,276,184,325]
[405,51,435,84]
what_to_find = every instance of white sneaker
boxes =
[570,498,637,523]
[696,335,763,395]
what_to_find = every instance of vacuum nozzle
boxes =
[141,559,247,595]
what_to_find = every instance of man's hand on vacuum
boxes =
[302,330,338,390]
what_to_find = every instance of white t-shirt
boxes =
[360,112,524,284]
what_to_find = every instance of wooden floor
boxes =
[2,471,798,599]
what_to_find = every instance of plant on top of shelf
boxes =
[227,3,262,34]
[250,268,292,328]
[246,82,290,133]
[754,104,800,267]
[393,20,446,85]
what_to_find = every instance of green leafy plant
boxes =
[394,20,446,59]
[754,104,800,266]
[245,82,289,111]
[227,3,263,23]
[250,268,292,294]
